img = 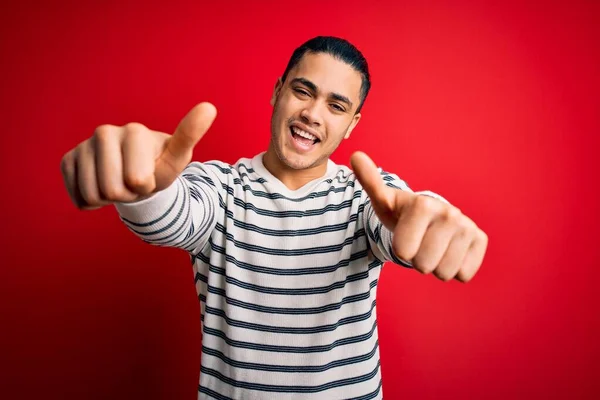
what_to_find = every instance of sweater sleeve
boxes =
[113,161,224,255]
[362,169,450,267]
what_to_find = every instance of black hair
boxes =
[280,36,371,113]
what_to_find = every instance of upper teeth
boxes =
[292,126,317,141]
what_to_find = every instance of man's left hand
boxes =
[350,151,488,283]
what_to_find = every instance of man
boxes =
[61,36,488,399]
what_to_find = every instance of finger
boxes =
[61,149,88,209]
[95,127,138,203]
[392,196,439,263]
[156,102,217,182]
[122,123,157,195]
[76,140,108,209]
[456,231,488,283]
[411,218,456,275]
[433,229,471,281]
[350,151,390,208]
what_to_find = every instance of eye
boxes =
[294,88,310,96]
[331,103,345,112]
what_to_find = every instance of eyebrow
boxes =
[291,77,354,109]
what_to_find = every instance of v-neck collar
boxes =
[250,152,339,198]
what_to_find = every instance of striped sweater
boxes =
[115,151,446,400]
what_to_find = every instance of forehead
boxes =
[287,52,362,103]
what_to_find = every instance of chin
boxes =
[278,151,313,170]
[273,145,315,170]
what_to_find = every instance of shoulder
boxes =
[378,169,412,191]
[329,161,412,192]
[185,157,254,179]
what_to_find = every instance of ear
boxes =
[344,112,362,139]
[270,77,283,106]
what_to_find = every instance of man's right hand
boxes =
[60,102,217,210]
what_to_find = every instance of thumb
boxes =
[350,151,391,208]
[351,151,402,231]
[168,102,217,158]
[155,102,217,189]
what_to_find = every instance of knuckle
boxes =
[417,262,436,275]
[443,205,463,222]
[457,270,473,283]
[392,243,412,263]
[459,263,478,282]
[414,195,438,214]
[102,185,126,202]
[124,122,147,135]
[412,255,435,274]
[435,269,453,282]
[124,173,154,193]
[93,124,114,142]
[77,188,93,207]
[82,192,101,207]
[73,197,88,210]
[60,153,73,176]
[479,230,489,244]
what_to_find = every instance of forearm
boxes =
[114,166,219,254]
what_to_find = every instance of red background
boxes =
[1,1,598,399]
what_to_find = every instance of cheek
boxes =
[323,120,347,141]
[271,104,287,129]
[279,95,304,117]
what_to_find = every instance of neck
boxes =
[262,148,328,191]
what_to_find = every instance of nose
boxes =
[300,103,323,127]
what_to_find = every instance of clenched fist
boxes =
[350,151,488,283]
[60,102,217,210]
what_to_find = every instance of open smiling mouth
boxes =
[290,126,321,151]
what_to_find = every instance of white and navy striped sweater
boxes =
[115,152,446,400]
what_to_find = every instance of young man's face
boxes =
[269,52,363,170]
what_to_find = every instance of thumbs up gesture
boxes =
[350,151,488,283]
[60,102,217,210]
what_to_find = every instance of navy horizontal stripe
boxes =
[354,379,382,400]
[199,360,380,393]
[206,163,267,184]
[213,223,366,256]
[201,278,377,315]
[205,161,255,174]
[201,339,379,373]
[231,179,354,199]
[224,192,361,218]
[198,386,233,400]
[201,320,377,354]
[208,160,357,187]
[205,299,376,334]
[196,260,380,296]
[193,246,372,276]
[210,269,370,296]
[211,172,356,202]
[226,212,359,237]
[196,272,208,284]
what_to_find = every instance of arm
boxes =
[60,102,221,256]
